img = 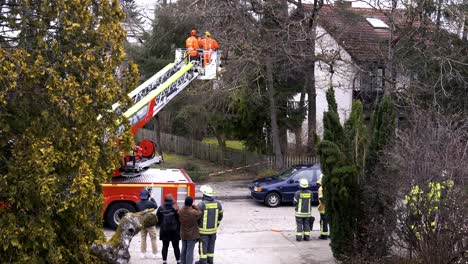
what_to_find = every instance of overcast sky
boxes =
[133,0,377,11]
[134,0,158,10]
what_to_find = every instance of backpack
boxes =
[161,208,178,232]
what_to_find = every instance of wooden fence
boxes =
[136,129,318,172]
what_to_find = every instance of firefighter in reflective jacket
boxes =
[199,31,219,68]
[196,185,223,264]
[186,29,200,62]
[294,178,312,241]
[404,177,454,241]
[317,175,329,240]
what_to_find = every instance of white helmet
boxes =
[200,185,215,197]
[299,178,309,188]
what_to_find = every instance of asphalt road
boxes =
[104,199,334,264]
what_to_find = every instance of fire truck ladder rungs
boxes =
[124,61,198,126]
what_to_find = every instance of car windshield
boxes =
[276,167,298,181]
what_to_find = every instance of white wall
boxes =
[288,25,358,145]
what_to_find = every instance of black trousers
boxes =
[296,216,311,239]
[320,213,329,236]
[162,239,180,261]
[199,234,217,264]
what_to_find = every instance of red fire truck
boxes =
[103,169,196,229]
[103,49,221,229]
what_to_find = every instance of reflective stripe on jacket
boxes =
[294,190,312,217]
[405,180,454,215]
[198,197,223,234]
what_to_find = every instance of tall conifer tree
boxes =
[0,1,137,262]
[319,87,396,260]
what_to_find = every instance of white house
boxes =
[288,2,411,144]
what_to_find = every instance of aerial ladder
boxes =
[113,49,221,177]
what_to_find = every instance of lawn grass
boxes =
[154,151,255,183]
[202,137,245,151]
[158,152,194,168]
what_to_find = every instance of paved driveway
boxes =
[104,199,334,264]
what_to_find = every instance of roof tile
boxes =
[304,4,418,64]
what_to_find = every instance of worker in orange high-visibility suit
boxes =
[199,31,219,68]
[185,29,200,62]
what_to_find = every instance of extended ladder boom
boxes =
[124,61,198,135]
[113,49,220,177]
[116,49,220,135]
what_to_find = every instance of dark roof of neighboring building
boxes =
[303,4,419,65]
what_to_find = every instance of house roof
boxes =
[304,4,418,65]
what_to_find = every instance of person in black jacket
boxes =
[136,188,159,259]
[157,194,181,264]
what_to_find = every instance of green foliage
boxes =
[366,96,396,176]
[319,88,361,259]
[357,96,396,258]
[172,104,208,140]
[230,86,270,153]
[322,86,344,144]
[319,89,396,260]
[326,85,338,114]
[344,101,368,178]
[181,161,199,172]
[179,162,203,182]
[0,1,136,262]
[185,170,204,183]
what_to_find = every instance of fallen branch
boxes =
[91,209,158,264]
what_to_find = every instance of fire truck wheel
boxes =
[106,202,136,230]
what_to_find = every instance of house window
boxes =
[366,18,389,29]
[354,66,385,92]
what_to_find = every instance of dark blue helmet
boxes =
[140,189,150,200]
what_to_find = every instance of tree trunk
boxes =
[306,54,317,156]
[463,14,468,41]
[305,0,321,157]
[214,128,226,165]
[266,62,284,169]
[294,87,307,154]
[436,0,442,27]
[385,0,398,96]
[91,210,158,264]
[279,125,288,157]
[293,128,303,154]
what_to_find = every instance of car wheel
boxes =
[265,192,281,207]
[106,202,136,230]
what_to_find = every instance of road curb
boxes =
[195,195,251,200]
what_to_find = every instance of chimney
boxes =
[335,0,352,8]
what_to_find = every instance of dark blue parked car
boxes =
[249,164,322,207]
